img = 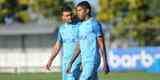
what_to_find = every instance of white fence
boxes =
[0,34,61,73]
[0,49,61,73]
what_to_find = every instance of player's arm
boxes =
[97,35,109,73]
[66,42,80,73]
[45,42,62,71]
[94,22,109,73]
[46,29,63,71]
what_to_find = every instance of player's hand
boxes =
[100,61,109,74]
[103,63,110,74]
[45,61,52,71]
[66,63,72,74]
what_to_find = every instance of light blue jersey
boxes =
[79,17,102,80]
[57,21,81,80]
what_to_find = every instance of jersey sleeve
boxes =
[57,28,63,44]
[93,21,103,38]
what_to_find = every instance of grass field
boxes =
[0,72,160,80]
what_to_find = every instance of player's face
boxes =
[62,11,72,23]
[76,6,88,20]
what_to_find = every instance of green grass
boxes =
[99,72,160,80]
[0,72,160,80]
[0,72,61,80]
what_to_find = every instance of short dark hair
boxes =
[61,5,72,13]
[77,1,91,16]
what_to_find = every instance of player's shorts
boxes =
[62,59,81,80]
[79,61,100,80]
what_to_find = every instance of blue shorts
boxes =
[79,61,100,80]
[62,58,81,80]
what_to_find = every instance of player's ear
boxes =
[86,9,89,14]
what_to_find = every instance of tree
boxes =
[98,0,160,46]
[0,0,64,24]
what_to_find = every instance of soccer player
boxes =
[66,1,109,80]
[45,5,81,80]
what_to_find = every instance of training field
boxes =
[0,72,160,80]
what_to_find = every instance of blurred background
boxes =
[0,0,160,80]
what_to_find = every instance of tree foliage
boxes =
[98,0,160,46]
[0,0,64,23]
